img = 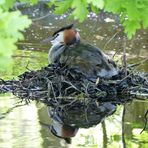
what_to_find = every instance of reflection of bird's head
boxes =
[50,120,79,144]
[50,24,80,45]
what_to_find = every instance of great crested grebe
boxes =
[43,24,118,78]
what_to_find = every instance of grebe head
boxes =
[47,106,79,144]
[50,121,79,144]
[42,24,80,45]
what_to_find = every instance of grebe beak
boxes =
[41,36,54,44]
[75,32,80,43]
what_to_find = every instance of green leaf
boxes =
[0,0,16,10]
[105,0,122,13]
[123,20,141,39]
[0,0,5,5]
[87,0,104,9]
[0,10,32,39]
[0,37,16,71]
[19,0,39,5]
[72,0,89,22]
[47,0,56,7]
[31,0,38,4]
[0,8,32,71]
[105,0,148,38]
[54,0,72,14]
[141,10,148,28]
[135,0,146,8]
[91,4,100,14]
[121,1,140,21]
[139,2,148,28]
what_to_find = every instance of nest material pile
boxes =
[1,63,147,108]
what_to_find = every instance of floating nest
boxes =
[1,63,148,105]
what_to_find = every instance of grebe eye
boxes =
[55,33,59,37]
[53,33,59,39]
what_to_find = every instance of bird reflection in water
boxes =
[40,102,116,144]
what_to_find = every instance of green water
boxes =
[0,6,148,148]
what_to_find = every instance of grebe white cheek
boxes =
[51,31,64,45]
